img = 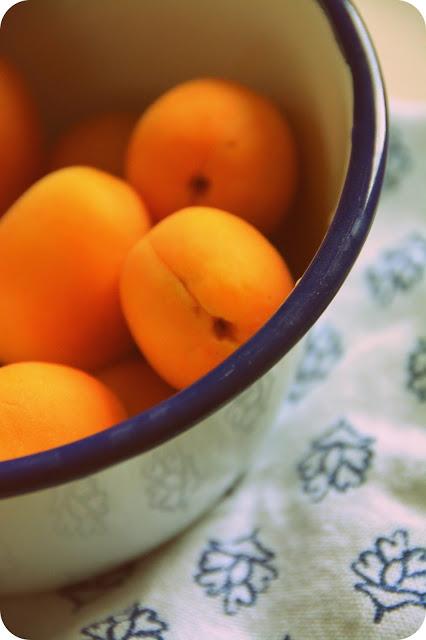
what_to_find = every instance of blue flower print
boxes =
[287,325,344,402]
[60,562,135,611]
[407,338,426,402]
[143,447,201,512]
[366,233,426,306]
[352,530,426,624]
[51,478,108,538]
[226,372,275,435]
[298,419,375,502]
[383,126,411,192]
[81,603,168,640]
[195,530,278,615]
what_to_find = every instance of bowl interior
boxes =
[0,0,388,499]
[1,0,353,276]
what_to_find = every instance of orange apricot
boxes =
[0,362,126,461]
[120,206,294,389]
[98,356,175,417]
[51,112,138,177]
[0,58,43,214]
[0,167,150,370]
[126,78,298,234]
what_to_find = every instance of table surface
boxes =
[355,0,426,101]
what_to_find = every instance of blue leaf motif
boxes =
[366,233,426,306]
[407,338,426,402]
[406,549,426,578]
[298,419,375,502]
[81,603,168,639]
[352,530,426,623]
[377,530,409,564]
[383,126,411,192]
[222,538,274,563]
[51,478,108,538]
[229,558,251,584]
[322,447,342,476]
[383,561,405,587]
[343,447,372,472]
[228,584,254,611]
[302,473,329,503]
[202,550,236,572]
[299,450,322,480]
[195,530,278,615]
[354,552,385,584]
[143,447,201,512]
[333,463,363,492]
[225,373,275,435]
[287,325,344,402]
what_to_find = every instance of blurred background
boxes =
[356,0,426,101]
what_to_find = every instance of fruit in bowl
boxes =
[126,78,298,233]
[0,58,43,215]
[0,0,386,595]
[0,68,297,457]
[0,166,151,371]
[121,206,294,389]
[51,112,138,177]
[0,362,126,461]
[98,355,175,416]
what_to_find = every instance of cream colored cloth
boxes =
[1,103,425,640]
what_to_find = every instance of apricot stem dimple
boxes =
[189,174,210,197]
[213,317,235,341]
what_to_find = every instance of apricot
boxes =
[0,362,126,461]
[0,167,150,370]
[99,356,175,417]
[0,58,43,214]
[51,112,138,177]
[126,78,297,234]
[120,207,293,389]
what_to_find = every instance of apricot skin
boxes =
[0,167,150,370]
[98,356,175,417]
[0,362,126,461]
[126,78,298,234]
[120,207,294,389]
[0,58,43,214]
[51,112,138,177]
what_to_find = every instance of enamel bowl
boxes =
[0,0,387,594]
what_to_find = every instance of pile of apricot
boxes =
[0,59,298,461]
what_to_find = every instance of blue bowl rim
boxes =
[0,0,388,499]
